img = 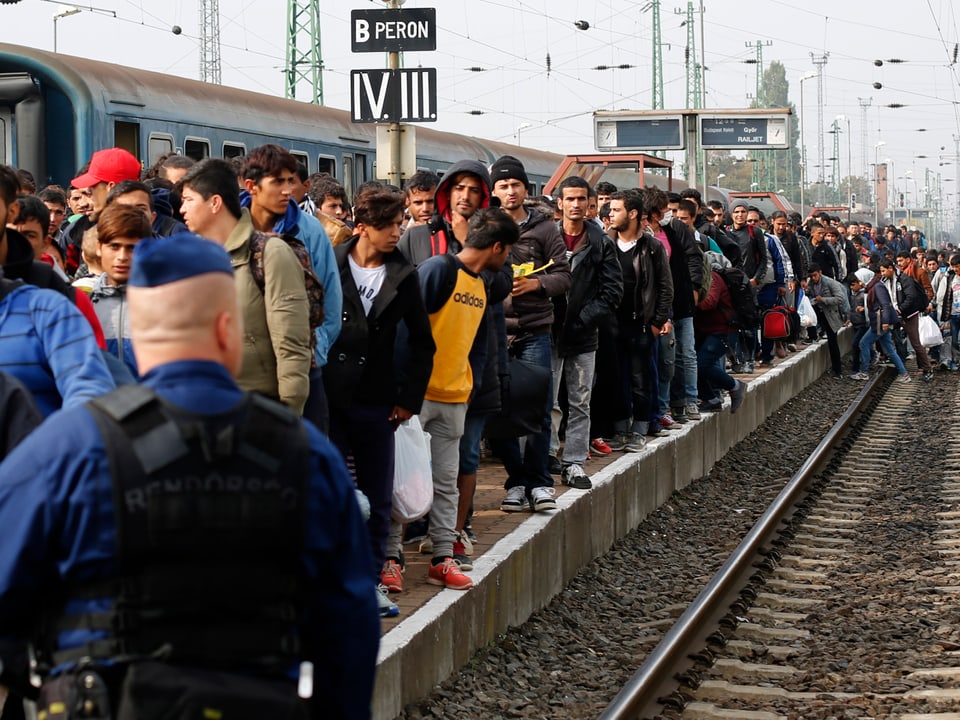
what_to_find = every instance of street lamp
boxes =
[835,114,852,220]
[716,173,726,187]
[884,157,895,223]
[799,72,818,216]
[53,5,81,52]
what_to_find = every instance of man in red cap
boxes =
[60,148,142,275]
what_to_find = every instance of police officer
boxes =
[0,233,379,720]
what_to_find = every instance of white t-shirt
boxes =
[348,255,387,316]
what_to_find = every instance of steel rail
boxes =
[600,370,890,720]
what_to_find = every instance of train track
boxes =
[602,368,960,719]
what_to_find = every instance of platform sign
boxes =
[351,8,437,53]
[351,68,437,123]
[699,115,789,150]
[594,115,685,152]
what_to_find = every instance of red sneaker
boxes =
[427,557,473,590]
[590,437,613,455]
[380,559,403,593]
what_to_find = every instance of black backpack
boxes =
[716,267,758,329]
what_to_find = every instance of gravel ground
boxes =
[398,370,865,720]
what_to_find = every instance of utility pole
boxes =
[676,2,702,109]
[810,52,830,206]
[286,0,323,104]
[830,118,841,199]
[199,0,222,84]
[650,0,664,110]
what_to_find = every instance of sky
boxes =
[2,0,960,210]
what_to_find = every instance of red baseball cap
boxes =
[71,148,142,188]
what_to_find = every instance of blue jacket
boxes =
[89,274,138,378]
[0,360,379,719]
[240,194,343,367]
[0,283,115,417]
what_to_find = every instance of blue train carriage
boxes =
[0,42,562,196]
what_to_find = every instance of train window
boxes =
[148,134,174,166]
[290,151,309,174]
[223,142,246,159]
[114,121,140,160]
[317,155,335,177]
[184,137,210,162]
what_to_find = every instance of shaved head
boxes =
[129,273,242,377]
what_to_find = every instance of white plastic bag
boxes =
[919,314,943,347]
[392,416,433,523]
[797,294,817,328]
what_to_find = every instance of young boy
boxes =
[89,203,153,377]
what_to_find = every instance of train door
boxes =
[355,153,368,188]
[0,73,44,182]
[0,107,10,166]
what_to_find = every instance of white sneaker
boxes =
[530,486,557,512]
[458,530,474,556]
[377,584,399,618]
[500,485,529,512]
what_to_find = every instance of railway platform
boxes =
[372,333,854,720]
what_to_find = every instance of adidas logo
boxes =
[453,291,485,308]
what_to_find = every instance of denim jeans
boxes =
[550,349,596,465]
[670,315,698,407]
[859,326,907,374]
[656,324,674,415]
[697,333,736,400]
[491,332,554,490]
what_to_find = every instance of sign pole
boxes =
[387,0,402,189]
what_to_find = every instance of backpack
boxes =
[248,231,325,364]
[693,238,713,303]
[716,267,758,329]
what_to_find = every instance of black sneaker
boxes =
[561,463,592,489]
[922,370,934,382]
[548,455,563,475]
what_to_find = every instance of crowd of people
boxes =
[0,143,953,719]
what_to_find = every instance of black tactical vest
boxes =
[48,384,310,675]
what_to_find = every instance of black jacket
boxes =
[663,218,702,320]
[811,241,841,280]
[324,237,435,413]
[553,222,623,357]
[502,207,571,339]
[397,159,492,266]
[729,223,768,285]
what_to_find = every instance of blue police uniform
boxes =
[0,233,379,720]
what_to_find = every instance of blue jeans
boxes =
[656,324,674,415]
[492,332,554,490]
[859,326,907,374]
[697,333,736,401]
[670,316,698,407]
